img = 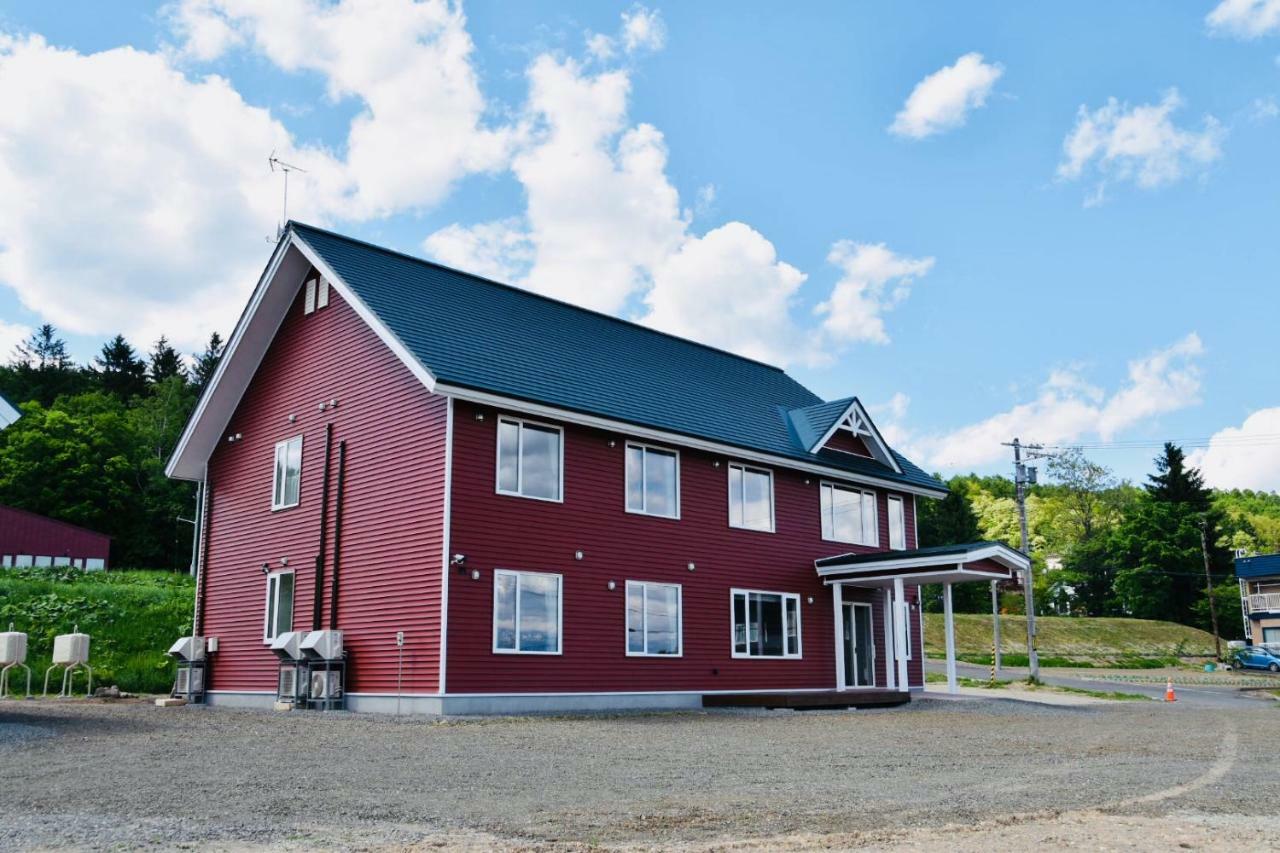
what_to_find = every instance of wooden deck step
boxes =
[702,690,910,710]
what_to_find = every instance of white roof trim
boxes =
[815,543,1030,575]
[0,393,20,430]
[436,382,948,499]
[165,229,437,481]
[822,566,1010,587]
[810,398,901,474]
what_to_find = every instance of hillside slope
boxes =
[924,614,1217,661]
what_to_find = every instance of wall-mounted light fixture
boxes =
[607,580,616,591]
[807,596,815,605]
[288,414,297,423]
[608,439,616,448]
[474,411,485,421]
[574,551,584,561]
[329,399,338,409]
[260,563,270,575]
[317,402,326,411]
[687,562,696,572]
[280,557,289,567]
[470,569,481,581]
[713,461,721,469]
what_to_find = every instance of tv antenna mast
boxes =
[268,151,307,242]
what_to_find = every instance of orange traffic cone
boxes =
[1164,678,1177,702]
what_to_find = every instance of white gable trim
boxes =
[165,229,437,481]
[810,398,901,474]
[815,543,1030,575]
[436,383,948,499]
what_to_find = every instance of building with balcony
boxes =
[1236,553,1280,646]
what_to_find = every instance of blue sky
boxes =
[1,1,1278,487]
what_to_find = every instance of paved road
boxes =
[925,659,1276,709]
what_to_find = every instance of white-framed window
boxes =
[84,558,105,571]
[496,417,563,502]
[272,436,303,510]
[1,555,10,568]
[626,581,682,656]
[728,464,774,532]
[820,482,878,546]
[731,588,801,658]
[493,569,563,654]
[53,556,70,567]
[34,556,52,567]
[263,570,295,642]
[625,443,679,518]
[887,495,906,551]
[14,555,32,567]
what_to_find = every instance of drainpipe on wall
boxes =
[329,440,347,630]
[312,423,333,632]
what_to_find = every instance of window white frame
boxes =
[272,436,303,510]
[625,442,680,519]
[263,569,295,643]
[492,569,564,655]
[887,495,906,551]
[819,481,879,546]
[625,581,683,657]
[495,416,565,503]
[727,463,775,533]
[730,588,802,659]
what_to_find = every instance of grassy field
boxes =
[923,613,1217,666]
[0,568,193,694]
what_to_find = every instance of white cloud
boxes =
[583,5,666,63]
[1207,0,1280,38]
[169,0,514,217]
[0,320,32,361]
[889,52,1003,139]
[815,242,934,345]
[642,222,808,365]
[1057,89,1225,203]
[1251,95,1279,121]
[0,34,345,349]
[887,334,1205,470]
[1189,408,1280,491]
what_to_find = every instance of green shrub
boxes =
[0,568,193,694]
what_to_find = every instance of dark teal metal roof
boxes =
[291,222,944,495]
[1236,554,1280,579]
[786,398,854,451]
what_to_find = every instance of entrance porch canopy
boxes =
[814,542,1030,696]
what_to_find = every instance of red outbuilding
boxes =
[0,504,111,570]
[166,223,1027,714]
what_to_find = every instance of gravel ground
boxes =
[2,694,1278,851]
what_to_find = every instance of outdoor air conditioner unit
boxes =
[168,636,206,662]
[174,664,205,696]
[53,633,90,666]
[270,631,306,661]
[309,668,342,702]
[300,630,343,661]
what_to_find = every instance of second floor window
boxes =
[820,482,877,545]
[728,464,774,532]
[497,417,563,501]
[272,436,303,510]
[888,495,906,550]
[626,443,679,518]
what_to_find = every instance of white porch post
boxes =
[832,582,845,691]
[882,589,896,690]
[893,577,908,693]
[944,581,958,695]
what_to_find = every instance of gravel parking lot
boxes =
[2,694,1278,850]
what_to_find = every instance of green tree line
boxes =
[0,324,222,568]
[918,443,1273,636]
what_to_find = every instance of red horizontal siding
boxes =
[445,404,923,694]
[203,280,446,695]
[0,505,111,566]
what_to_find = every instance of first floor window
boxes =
[497,417,563,501]
[887,495,906,550]
[820,482,877,545]
[728,464,774,532]
[732,589,801,658]
[84,558,105,571]
[626,581,682,656]
[625,444,679,518]
[272,436,303,510]
[494,569,562,653]
[264,571,295,641]
[14,555,32,567]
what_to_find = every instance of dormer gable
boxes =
[786,397,901,474]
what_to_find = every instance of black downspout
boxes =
[194,478,212,636]
[329,440,347,630]
[312,423,333,631]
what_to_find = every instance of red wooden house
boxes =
[167,223,1027,713]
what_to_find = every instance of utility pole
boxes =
[991,580,1002,675]
[1200,518,1222,661]
[1004,437,1040,681]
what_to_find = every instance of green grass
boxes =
[0,567,193,694]
[1043,684,1150,702]
[924,614,1214,667]
[925,672,1011,689]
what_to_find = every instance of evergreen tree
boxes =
[918,475,990,613]
[93,334,148,400]
[148,336,187,385]
[6,324,85,405]
[1146,442,1211,510]
[191,332,224,393]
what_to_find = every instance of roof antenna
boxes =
[268,151,307,242]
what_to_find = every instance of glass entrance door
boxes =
[842,602,875,687]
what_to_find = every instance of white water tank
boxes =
[0,631,27,666]
[168,636,206,662]
[300,630,343,661]
[52,633,90,665]
[270,631,306,661]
